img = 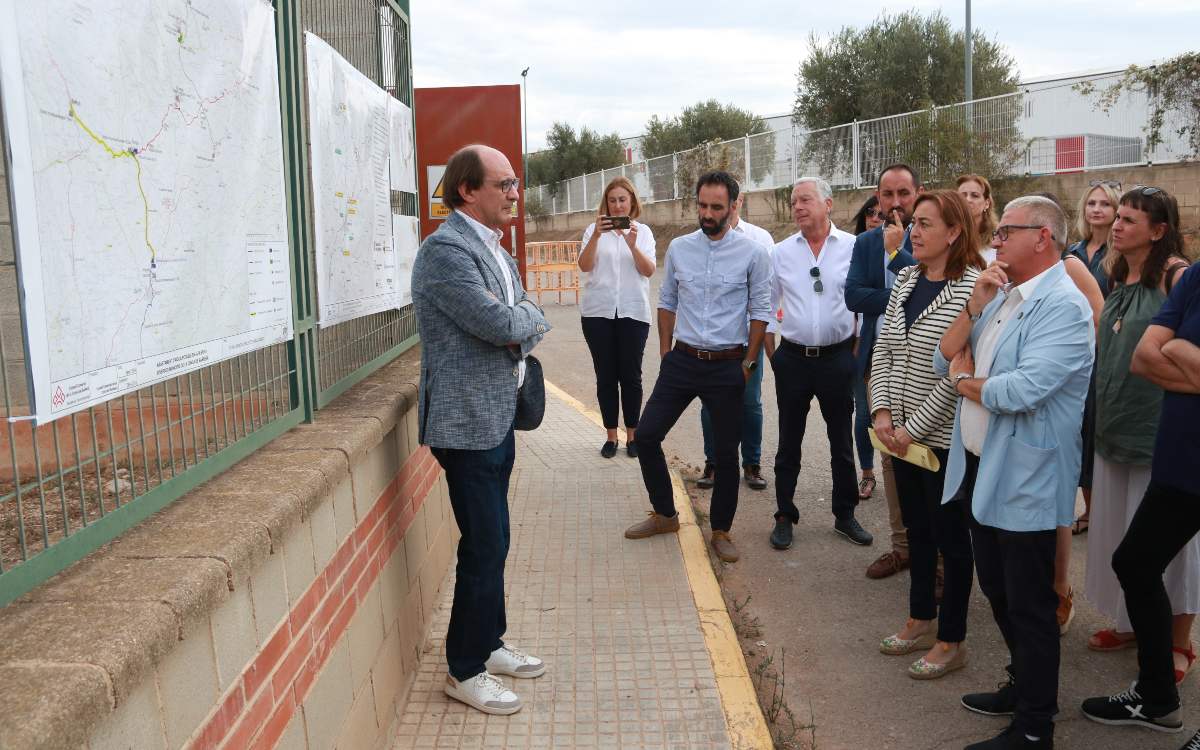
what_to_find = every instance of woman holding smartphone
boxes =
[578,177,657,458]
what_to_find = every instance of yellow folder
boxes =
[868,427,942,472]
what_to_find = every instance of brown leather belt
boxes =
[673,342,746,361]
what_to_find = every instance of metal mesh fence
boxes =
[0,0,416,602]
[302,0,418,404]
[530,70,1185,214]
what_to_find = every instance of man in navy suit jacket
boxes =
[844,163,919,580]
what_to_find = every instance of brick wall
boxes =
[0,355,453,750]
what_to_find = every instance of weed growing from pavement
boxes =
[752,649,817,749]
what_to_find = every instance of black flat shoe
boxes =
[626,442,638,458]
[769,518,793,550]
[600,441,617,458]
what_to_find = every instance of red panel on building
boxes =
[1055,136,1085,173]
[413,85,525,277]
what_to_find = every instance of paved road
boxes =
[532,269,1196,750]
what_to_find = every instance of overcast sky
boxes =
[410,0,1198,151]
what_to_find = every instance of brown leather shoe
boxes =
[866,550,909,579]
[743,465,767,490]
[624,512,680,539]
[711,530,739,562]
[1057,587,1075,635]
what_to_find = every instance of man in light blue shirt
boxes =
[936,196,1093,750]
[625,171,772,564]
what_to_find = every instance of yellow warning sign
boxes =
[428,165,450,219]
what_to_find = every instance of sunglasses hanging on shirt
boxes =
[810,266,823,294]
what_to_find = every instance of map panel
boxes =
[393,216,419,308]
[305,33,396,327]
[0,0,294,422]
[388,97,417,194]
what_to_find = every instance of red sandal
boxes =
[1087,628,1137,652]
[1175,643,1196,684]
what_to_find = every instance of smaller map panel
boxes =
[305,33,396,327]
[393,216,419,308]
[388,97,417,195]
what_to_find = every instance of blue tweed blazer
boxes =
[845,225,915,374]
[412,211,550,450]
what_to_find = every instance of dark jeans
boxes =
[636,350,744,531]
[581,316,650,429]
[852,374,874,471]
[968,452,1059,738]
[432,428,516,681]
[895,448,972,642]
[1113,481,1200,706]
[700,348,764,466]
[771,341,858,523]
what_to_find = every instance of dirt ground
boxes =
[532,266,1199,750]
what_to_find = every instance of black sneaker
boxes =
[769,518,793,550]
[1180,729,1200,749]
[696,463,715,489]
[962,667,1016,716]
[1081,682,1182,732]
[833,515,873,546]
[600,441,618,458]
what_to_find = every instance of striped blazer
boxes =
[869,265,981,449]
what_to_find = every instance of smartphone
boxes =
[603,215,631,230]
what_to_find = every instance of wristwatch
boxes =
[966,301,983,322]
[743,358,758,371]
[954,373,972,392]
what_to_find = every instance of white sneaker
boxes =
[485,644,546,678]
[444,672,522,715]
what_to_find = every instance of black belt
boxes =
[780,337,854,358]
[673,342,746,361]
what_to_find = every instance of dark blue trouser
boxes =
[771,341,858,522]
[1114,481,1200,706]
[433,427,516,681]
[636,351,744,531]
[700,348,764,466]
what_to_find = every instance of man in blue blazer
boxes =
[412,145,551,715]
[936,196,1094,750]
[845,163,918,579]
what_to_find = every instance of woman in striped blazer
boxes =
[871,190,985,679]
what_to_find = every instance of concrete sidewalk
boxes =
[390,388,769,749]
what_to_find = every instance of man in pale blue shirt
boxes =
[625,171,773,564]
[697,189,776,492]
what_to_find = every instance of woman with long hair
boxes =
[956,174,997,261]
[872,190,985,678]
[577,177,657,458]
[1083,187,1196,684]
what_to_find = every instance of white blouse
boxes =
[579,221,657,323]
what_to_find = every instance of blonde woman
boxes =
[578,177,657,458]
[1067,179,1121,293]
[956,174,998,262]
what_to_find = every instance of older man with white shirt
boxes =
[768,176,873,550]
[696,191,775,492]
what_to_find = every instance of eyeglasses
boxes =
[992,224,1050,243]
[493,178,520,192]
[864,208,882,219]
[1131,185,1164,197]
[810,266,823,294]
[1089,179,1122,190]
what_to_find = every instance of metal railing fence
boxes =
[302,0,420,407]
[528,69,1188,214]
[0,0,417,606]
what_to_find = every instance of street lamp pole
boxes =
[520,67,530,186]
[964,0,973,103]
